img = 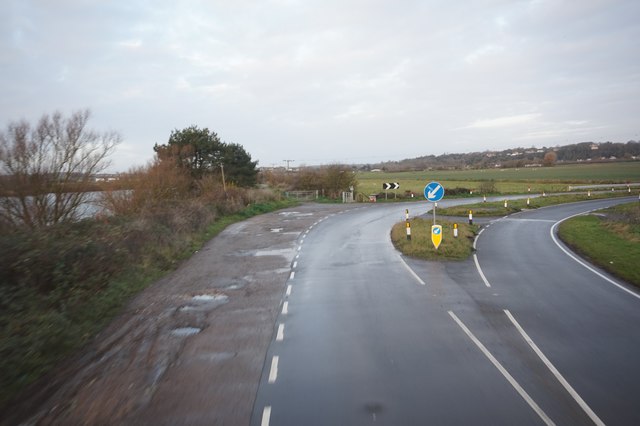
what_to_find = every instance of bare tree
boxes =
[0,109,120,228]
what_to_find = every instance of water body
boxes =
[1,190,127,222]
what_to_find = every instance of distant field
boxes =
[357,162,640,196]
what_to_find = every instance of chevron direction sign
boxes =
[383,182,400,190]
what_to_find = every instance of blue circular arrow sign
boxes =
[424,181,445,202]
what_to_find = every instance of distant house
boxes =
[94,174,119,182]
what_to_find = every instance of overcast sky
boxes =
[2,0,639,171]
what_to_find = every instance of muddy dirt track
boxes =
[3,203,360,426]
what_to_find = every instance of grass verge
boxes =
[391,218,478,261]
[557,202,640,287]
[0,198,298,411]
[436,192,634,217]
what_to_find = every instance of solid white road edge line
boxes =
[551,214,640,301]
[472,227,492,287]
[268,356,279,383]
[397,254,425,285]
[504,309,605,426]
[261,406,271,426]
[448,311,555,426]
[473,228,485,250]
[473,254,492,288]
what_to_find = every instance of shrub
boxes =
[478,180,497,194]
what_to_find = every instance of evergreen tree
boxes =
[154,126,258,186]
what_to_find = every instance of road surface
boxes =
[251,198,640,425]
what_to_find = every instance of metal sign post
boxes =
[424,181,445,249]
[383,182,399,201]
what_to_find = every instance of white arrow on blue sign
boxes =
[424,181,445,202]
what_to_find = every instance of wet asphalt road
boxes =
[251,198,640,425]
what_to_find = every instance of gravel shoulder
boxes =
[4,203,359,426]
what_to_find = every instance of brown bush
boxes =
[101,159,193,216]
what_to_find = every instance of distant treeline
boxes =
[365,141,640,171]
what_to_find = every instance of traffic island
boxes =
[391,218,478,261]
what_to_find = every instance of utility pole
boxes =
[283,159,295,171]
[220,164,227,193]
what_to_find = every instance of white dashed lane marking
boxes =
[261,406,271,426]
[276,324,284,341]
[268,356,279,383]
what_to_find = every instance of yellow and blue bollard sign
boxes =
[431,225,442,249]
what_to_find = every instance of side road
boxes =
[4,203,361,426]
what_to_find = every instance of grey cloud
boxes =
[1,0,638,170]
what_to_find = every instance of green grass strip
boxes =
[437,192,633,217]
[558,205,640,287]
